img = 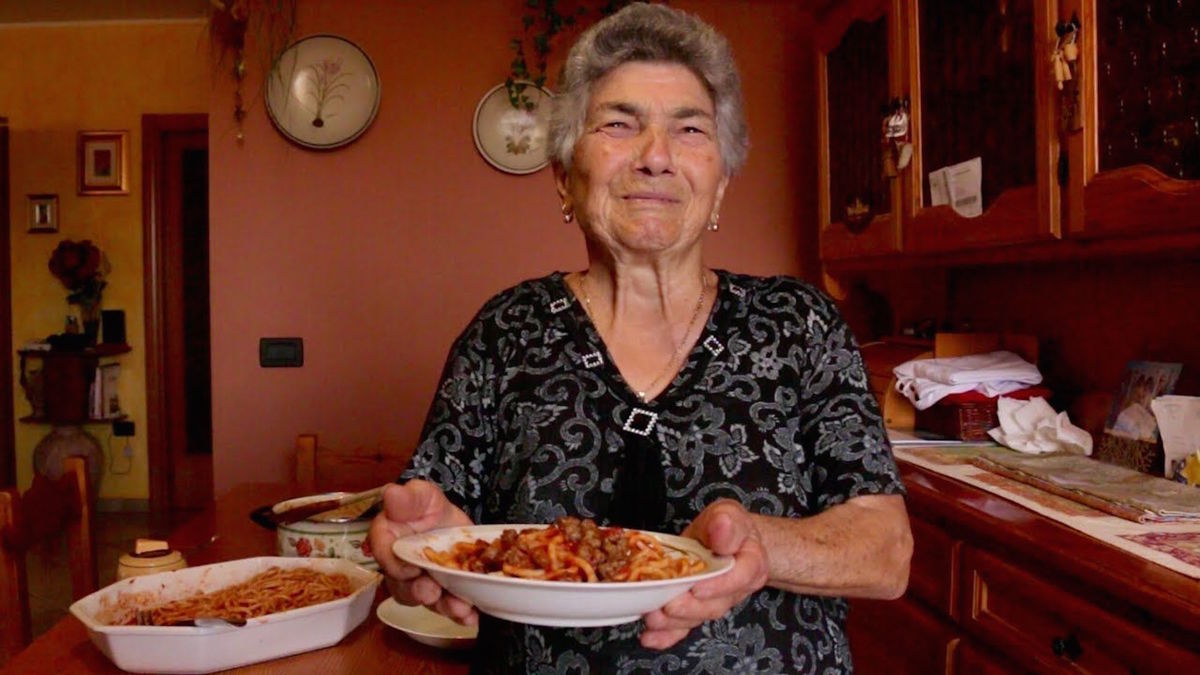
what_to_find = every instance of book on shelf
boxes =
[89,362,122,420]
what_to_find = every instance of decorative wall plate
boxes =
[266,34,381,150]
[472,82,554,174]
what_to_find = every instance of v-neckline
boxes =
[556,270,728,406]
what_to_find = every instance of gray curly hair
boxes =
[547,2,749,177]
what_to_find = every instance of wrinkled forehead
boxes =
[585,60,717,116]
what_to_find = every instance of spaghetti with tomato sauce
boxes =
[423,516,705,582]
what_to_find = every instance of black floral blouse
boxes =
[402,270,905,674]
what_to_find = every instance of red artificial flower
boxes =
[48,239,102,291]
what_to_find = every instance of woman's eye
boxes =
[604,121,629,129]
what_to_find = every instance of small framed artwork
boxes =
[27,194,58,233]
[78,130,129,195]
[1095,360,1183,474]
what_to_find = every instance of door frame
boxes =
[1,117,13,488]
[142,113,207,511]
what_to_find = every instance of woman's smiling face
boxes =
[557,61,728,260]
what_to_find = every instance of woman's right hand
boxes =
[369,479,479,626]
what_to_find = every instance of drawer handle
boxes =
[1051,634,1082,661]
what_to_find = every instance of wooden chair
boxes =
[0,456,96,665]
[294,434,412,494]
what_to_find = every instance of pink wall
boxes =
[209,0,815,493]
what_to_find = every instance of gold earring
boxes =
[562,203,574,223]
[708,213,720,232]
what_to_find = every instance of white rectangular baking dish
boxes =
[69,556,381,674]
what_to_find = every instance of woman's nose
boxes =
[635,127,674,175]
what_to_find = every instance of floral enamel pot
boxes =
[276,517,376,569]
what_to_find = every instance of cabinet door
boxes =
[902,0,1061,252]
[959,545,1200,675]
[817,0,903,261]
[907,516,958,617]
[846,597,958,675]
[1064,0,1200,239]
[954,640,1022,675]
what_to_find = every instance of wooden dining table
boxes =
[3,483,472,674]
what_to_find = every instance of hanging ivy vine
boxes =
[505,0,633,110]
[208,0,297,143]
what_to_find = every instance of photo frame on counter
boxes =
[26,194,58,233]
[78,130,129,195]
[1095,360,1183,475]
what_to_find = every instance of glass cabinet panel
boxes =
[828,17,891,227]
[1096,2,1200,179]
[918,0,1035,211]
[905,0,1057,253]
[1068,0,1200,239]
[818,7,901,262]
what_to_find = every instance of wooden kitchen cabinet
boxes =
[847,461,1200,674]
[1061,0,1200,241]
[816,0,1200,270]
[816,0,1060,265]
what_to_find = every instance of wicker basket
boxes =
[914,400,998,441]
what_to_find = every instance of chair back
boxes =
[0,456,96,665]
[294,434,411,494]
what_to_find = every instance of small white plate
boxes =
[393,524,733,628]
[376,598,477,650]
[472,81,553,174]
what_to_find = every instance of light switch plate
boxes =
[259,337,303,367]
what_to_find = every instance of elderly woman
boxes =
[370,3,912,672]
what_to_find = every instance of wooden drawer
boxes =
[954,639,1023,675]
[847,597,958,675]
[908,516,958,617]
[959,546,1200,674]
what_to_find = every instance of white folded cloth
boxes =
[893,350,1043,410]
[988,396,1093,455]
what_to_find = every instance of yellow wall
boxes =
[3,20,208,498]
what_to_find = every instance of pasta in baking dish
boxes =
[118,567,353,625]
[423,516,706,582]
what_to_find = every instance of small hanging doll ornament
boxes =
[1052,15,1080,90]
[1054,14,1083,132]
[881,98,912,178]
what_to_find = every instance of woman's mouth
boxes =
[623,192,679,203]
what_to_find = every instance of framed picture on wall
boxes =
[78,130,129,195]
[27,194,58,233]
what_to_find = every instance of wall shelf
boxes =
[18,344,131,425]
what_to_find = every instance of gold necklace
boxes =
[578,272,709,401]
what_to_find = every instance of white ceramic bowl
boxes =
[376,598,477,650]
[392,524,733,627]
[69,556,380,674]
[276,517,376,569]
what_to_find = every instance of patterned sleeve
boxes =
[793,284,905,511]
[400,307,501,523]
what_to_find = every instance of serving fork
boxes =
[134,610,246,628]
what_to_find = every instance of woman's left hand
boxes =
[640,500,770,650]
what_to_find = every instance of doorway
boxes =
[142,114,212,510]
[1,117,13,489]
